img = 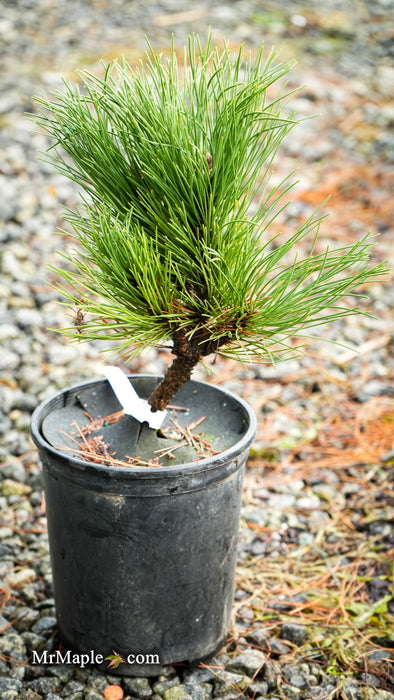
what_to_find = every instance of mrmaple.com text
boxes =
[31,649,160,668]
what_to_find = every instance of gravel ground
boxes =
[1,1,394,699]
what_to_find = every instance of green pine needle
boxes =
[32,32,388,366]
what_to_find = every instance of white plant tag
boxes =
[103,366,166,429]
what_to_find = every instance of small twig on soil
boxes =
[78,410,124,434]
[161,416,220,459]
[167,404,190,412]
[57,443,156,468]
[125,455,162,468]
[154,442,189,459]
[59,413,218,467]
[60,419,115,463]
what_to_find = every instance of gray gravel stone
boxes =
[31,615,57,635]
[280,684,302,699]
[367,649,393,663]
[360,672,382,687]
[309,684,337,698]
[0,612,10,630]
[61,679,86,695]
[183,668,216,684]
[1,460,27,483]
[153,678,181,695]
[0,349,19,370]
[20,691,42,700]
[43,665,73,686]
[28,676,61,694]
[356,380,394,402]
[163,685,193,700]
[84,690,106,700]
[0,633,26,662]
[213,671,250,695]
[20,631,47,652]
[225,651,266,676]
[286,672,308,689]
[0,690,22,700]
[183,681,213,700]
[246,628,290,656]
[262,660,282,692]
[76,673,106,694]
[246,680,269,696]
[123,677,153,697]
[11,607,40,632]
[0,678,23,694]
[279,624,308,646]
[341,682,361,700]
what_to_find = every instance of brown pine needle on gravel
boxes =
[225,390,394,689]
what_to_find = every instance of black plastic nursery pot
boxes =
[30,375,256,676]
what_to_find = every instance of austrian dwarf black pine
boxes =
[32,33,386,411]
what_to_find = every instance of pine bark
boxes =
[148,351,201,412]
[148,325,228,413]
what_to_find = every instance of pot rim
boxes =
[31,374,257,479]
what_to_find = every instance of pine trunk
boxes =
[148,352,201,412]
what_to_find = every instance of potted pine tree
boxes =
[30,34,386,675]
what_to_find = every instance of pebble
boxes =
[84,690,106,700]
[341,681,362,700]
[279,624,309,646]
[124,677,153,697]
[213,671,250,695]
[247,680,269,696]
[356,380,394,402]
[163,685,193,700]
[2,479,31,497]
[286,672,308,689]
[31,616,57,635]
[183,669,216,685]
[280,684,302,698]
[21,631,47,653]
[296,495,321,510]
[48,665,76,684]
[268,494,297,509]
[246,629,290,657]
[7,569,36,587]
[153,678,181,695]
[11,608,40,633]
[310,684,337,698]
[0,634,26,667]
[0,678,23,693]
[225,651,266,676]
[262,660,282,691]
[28,677,61,695]
[184,681,213,700]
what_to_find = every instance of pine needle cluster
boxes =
[32,33,387,411]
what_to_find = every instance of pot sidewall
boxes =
[31,376,257,675]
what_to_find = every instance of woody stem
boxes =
[148,351,201,412]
